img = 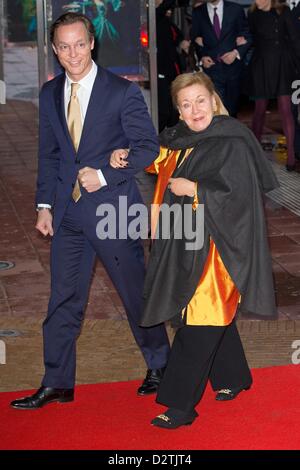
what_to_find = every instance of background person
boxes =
[191,0,251,117]
[246,0,300,171]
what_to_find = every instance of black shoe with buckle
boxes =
[10,386,74,409]
[151,408,198,429]
[215,385,251,401]
[137,367,166,396]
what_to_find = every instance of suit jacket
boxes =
[36,66,159,232]
[191,1,251,74]
[291,3,300,25]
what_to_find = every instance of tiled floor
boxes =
[3,47,39,103]
[0,99,300,391]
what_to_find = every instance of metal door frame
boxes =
[0,0,5,82]
[148,0,158,131]
[36,0,47,88]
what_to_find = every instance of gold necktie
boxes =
[67,82,82,202]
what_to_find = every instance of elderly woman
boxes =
[111,72,278,430]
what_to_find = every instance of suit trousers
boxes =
[42,198,170,388]
[156,319,252,412]
[205,64,242,117]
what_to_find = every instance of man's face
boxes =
[52,21,94,81]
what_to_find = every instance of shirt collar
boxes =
[66,60,98,91]
[207,0,224,13]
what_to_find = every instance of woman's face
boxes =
[255,0,271,11]
[177,83,216,132]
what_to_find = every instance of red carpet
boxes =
[0,365,299,450]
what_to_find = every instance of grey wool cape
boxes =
[141,116,279,327]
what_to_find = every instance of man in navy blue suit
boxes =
[191,0,251,116]
[289,0,300,159]
[11,12,170,409]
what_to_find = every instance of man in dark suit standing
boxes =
[11,12,170,409]
[156,0,184,131]
[289,0,300,159]
[191,0,251,116]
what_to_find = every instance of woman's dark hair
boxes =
[50,12,95,44]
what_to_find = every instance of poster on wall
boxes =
[47,0,149,80]
[7,0,37,43]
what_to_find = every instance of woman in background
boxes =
[247,0,300,171]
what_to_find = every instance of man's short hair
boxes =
[50,12,95,44]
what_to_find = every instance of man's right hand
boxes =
[35,209,54,236]
[202,56,215,69]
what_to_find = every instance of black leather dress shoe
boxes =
[137,367,166,396]
[215,385,251,401]
[151,408,198,429]
[10,386,74,409]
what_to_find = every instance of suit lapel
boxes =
[77,66,109,154]
[204,4,215,36]
[54,73,75,153]
[220,2,230,40]
[54,66,109,156]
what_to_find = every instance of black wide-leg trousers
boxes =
[156,320,252,412]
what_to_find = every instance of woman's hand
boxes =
[168,178,195,197]
[110,148,129,168]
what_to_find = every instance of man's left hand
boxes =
[220,50,238,65]
[78,167,101,193]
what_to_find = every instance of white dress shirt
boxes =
[65,60,107,188]
[207,0,224,27]
[205,0,240,60]
[38,60,107,209]
[288,0,300,9]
